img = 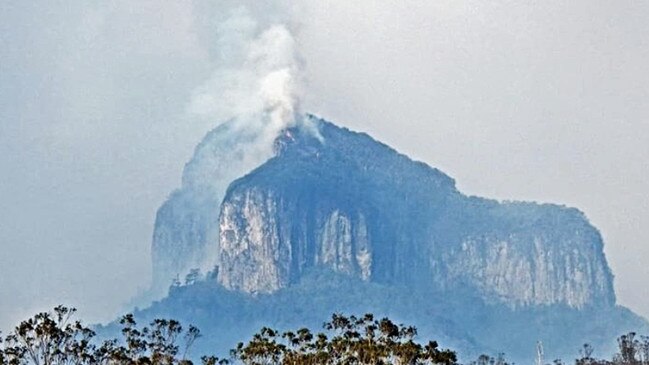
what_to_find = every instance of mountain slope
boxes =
[140,115,645,362]
[214,117,614,308]
[127,268,644,363]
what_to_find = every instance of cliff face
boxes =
[140,115,642,362]
[437,230,614,307]
[212,117,615,308]
[218,187,373,293]
[151,122,279,296]
[151,116,615,308]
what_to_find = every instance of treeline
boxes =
[0,306,645,365]
[0,307,453,365]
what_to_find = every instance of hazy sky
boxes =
[1,0,648,329]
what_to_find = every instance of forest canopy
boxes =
[0,306,646,365]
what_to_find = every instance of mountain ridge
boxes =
[212,116,614,308]
[136,115,644,362]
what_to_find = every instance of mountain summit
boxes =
[140,115,645,361]
[216,118,614,308]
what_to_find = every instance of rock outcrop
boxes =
[208,117,615,308]
[151,121,279,296]
[140,115,645,362]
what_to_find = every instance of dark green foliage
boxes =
[0,306,208,365]
[124,268,648,363]
[2,306,649,365]
[571,332,649,365]
[0,307,455,365]
[231,313,457,365]
[1,306,97,365]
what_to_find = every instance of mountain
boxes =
[136,115,647,362]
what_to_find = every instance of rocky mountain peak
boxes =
[207,117,615,308]
[140,115,639,362]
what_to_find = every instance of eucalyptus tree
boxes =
[231,313,457,365]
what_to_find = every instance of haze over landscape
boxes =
[1,0,648,350]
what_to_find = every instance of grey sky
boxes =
[1,0,648,329]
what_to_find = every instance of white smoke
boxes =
[166,6,315,280]
[180,6,314,191]
[189,6,304,148]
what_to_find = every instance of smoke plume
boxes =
[145,6,316,295]
[192,9,302,149]
[181,6,311,191]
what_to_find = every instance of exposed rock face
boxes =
[217,187,286,293]
[141,115,641,363]
[151,121,283,296]
[438,230,613,308]
[217,187,373,293]
[151,116,614,308]
[211,117,615,308]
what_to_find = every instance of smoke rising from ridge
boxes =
[1,0,649,330]
[190,9,302,160]
[148,6,317,294]
[182,6,312,192]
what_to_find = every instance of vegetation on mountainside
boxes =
[0,306,647,365]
